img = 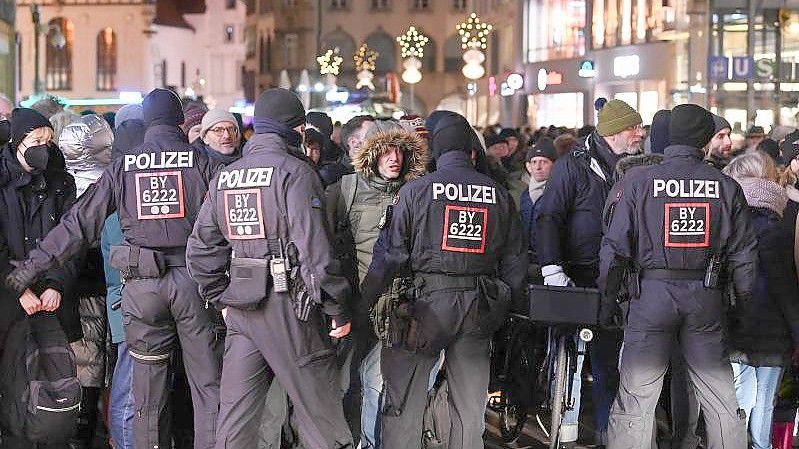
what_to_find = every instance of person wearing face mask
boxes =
[0,107,82,448]
[324,120,428,448]
[535,98,643,447]
[194,108,243,167]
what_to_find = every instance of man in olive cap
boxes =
[536,98,643,446]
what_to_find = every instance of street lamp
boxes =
[30,4,66,97]
[397,26,428,113]
[457,13,492,124]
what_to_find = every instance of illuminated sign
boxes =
[578,60,597,78]
[613,55,640,78]
[489,76,497,96]
[507,73,524,90]
[537,69,563,91]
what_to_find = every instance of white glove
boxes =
[542,265,574,287]
[222,307,228,321]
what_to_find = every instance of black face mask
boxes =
[20,144,50,173]
[0,121,9,145]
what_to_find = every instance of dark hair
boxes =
[340,115,375,154]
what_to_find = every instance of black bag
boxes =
[422,371,450,449]
[219,257,271,310]
[0,314,81,443]
[528,284,601,325]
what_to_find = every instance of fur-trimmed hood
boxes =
[614,153,664,180]
[353,128,428,182]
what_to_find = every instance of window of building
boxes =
[245,0,255,14]
[225,25,235,43]
[322,30,356,70]
[245,26,256,57]
[283,33,299,69]
[371,0,389,10]
[96,27,116,91]
[260,0,273,13]
[523,0,585,62]
[259,34,272,74]
[421,36,437,72]
[45,17,73,91]
[365,31,396,72]
[226,0,237,8]
[444,34,461,73]
[331,0,347,9]
[452,0,466,10]
[592,0,667,49]
[412,0,430,10]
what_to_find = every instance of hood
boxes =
[60,114,113,173]
[353,128,428,182]
[615,153,664,179]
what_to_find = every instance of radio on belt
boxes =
[271,238,289,293]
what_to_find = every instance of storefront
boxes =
[592,41,678,125]
[522,58,595,128]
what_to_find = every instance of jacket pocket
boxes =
[108,246,165,279]
[218,257,270,310]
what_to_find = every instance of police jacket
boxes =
[0,144,82,341]
[360,149,527,308]
[16,125,218,279]
[599,144,756,301]
[186,133,351,323]
[536,132,620,268]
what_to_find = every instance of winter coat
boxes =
[0,144,81,342]
[318,154,354,187]
[536,131,621,268]
[192,137,242,168]
[325,129,427,286]
[101,213,124,344]
[70,247,107,387]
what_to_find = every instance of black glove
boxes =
[5,261,40,296]
[599,299,621,328]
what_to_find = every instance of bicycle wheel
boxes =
[498,393,527,444]
[549,333,569,449]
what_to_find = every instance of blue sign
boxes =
[731,57,754,80]
[708,56,729,81]
[578,60,597,78]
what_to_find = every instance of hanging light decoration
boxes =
[354,43,379,90]
[397,26,429,59]
[457,13,492,80]
[317,48,343,76]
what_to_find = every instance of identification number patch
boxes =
[135,171,186,220]
[224,189,265,240]
[664,203,710,248]
[441,205,488,254]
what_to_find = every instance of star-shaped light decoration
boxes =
[317,48,344,75]
[354,43,379,72]
[396,26,429,59]
[456,12,493,50]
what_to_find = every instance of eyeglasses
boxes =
[626,124,644,133]
[208,126,239,137]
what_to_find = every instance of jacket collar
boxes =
[435,150,473,170]
[664,144,705,160]
[143,124,187,144]
[573,134,613,184]
[242,133,289,157]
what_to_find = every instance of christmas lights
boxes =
[396,26,429,59]
[456,13,493,50]
[354,43,378,72]
[317,49,344,76]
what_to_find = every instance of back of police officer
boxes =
[6,89,223,449]
[599,104,754,449]
[186,88,353,449]
[360,113,527,449]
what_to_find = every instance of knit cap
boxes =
[525,137,557,162]
[11,107,53,150]
[115,104,143,130]
[142,89,184,127]
[201,109,238,138]
[596,99,642,137]
[182,103,207,131]
[254,88,306,129]
[669,104,715,149]
[712,114,731,135]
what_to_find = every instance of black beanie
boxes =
[781,130,799,164]
[430,112,473,160]
[669,104,715,149]
[112,119,146,161]
[650,109,671,154]
[254,88,305,129]
[498,128,519,140]
[306,111,333,137]
[757,138,781,164]
[485,134,508,148]
[142,88,184,128]
[712,113,731,135]
[11,107,52,150]
[526,137,557,162]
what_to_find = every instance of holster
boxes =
[372,277,414,347]
[109,245,167,280]
[218,257,271,310]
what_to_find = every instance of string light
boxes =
[354,43,378,72]
[396,26,429,59]
[317,49,343,76]
[456,12,492,50]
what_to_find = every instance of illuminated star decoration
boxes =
[354,43,379,72]
[317,49,344,76]
[396,26,429,59]
[456,12,493,50]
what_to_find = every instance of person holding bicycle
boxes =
[599,104,753,449]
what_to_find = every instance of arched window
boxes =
[96,27,116,91]
[444,34,462,73]
[46,17,74,91]
[421,34,437,72]
[365,31,396,73]
[322,29,356,71]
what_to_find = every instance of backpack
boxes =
[422,371,450,449]
[0,314,81,443]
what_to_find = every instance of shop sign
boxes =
[500,82,515,97]
[537,68,564,91]
[507,73,524,90]
[708,56,729,81]
[613,55,640,78]
[489,76,497,96]
[731,57,754,80]
[578,60,597,78]
[707,56,779,81]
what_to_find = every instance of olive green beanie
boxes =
[596,99,642,137]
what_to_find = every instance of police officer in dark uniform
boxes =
[360,112,527,449]
[185,88,353,449]
[599,104,754,449]
[6,89,223,449]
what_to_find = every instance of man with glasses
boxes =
[536,98,644,448]
[196,109,243,166]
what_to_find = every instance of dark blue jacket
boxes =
[536,132,619,268]
[520,189,544,263]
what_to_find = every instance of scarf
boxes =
[528,178,547,204]
[737,177,788,217]
[254,117,302,148]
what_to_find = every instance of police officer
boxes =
[599,104,754,449]
[185,88,353,449]
[360,112,527,449]
[6,89,223,449]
